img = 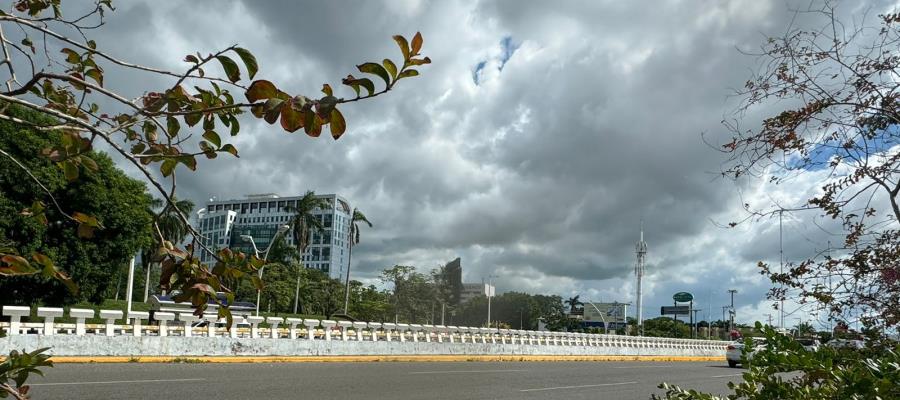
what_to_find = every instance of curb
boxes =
[45,355,726,363]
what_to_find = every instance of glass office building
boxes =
[197,193,352,281]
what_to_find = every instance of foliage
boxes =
[642,317,693,339]
[341,207,372,315]
[0,104,152,304]
[653,323,900,399]
[0,347,53,399]
[380,265,435,324]
[0,0,429,324]
[720,3,900,328]
[564,295,583,314]
[139,196,194,299]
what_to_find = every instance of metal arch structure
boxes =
[635,222,648,336]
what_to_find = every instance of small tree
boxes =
[0,0,430,395]
[720,3,900,330]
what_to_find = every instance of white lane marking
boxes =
[31,378,205,386]
[520,381,637,392]
[613,366,672,369]
[410,369,528,375]
[710,373,743,378]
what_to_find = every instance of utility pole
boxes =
[728,289,737,333]
[634,221,648,336]
[721,306,729,339]
[486,275,497,328]
[779,211,784,329]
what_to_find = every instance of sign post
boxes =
[671,292,694,338]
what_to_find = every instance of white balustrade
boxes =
[246,316,264,338]
[368,322,381,341]
[382,322,397,341]
[202,314,218,337]
[396,323,409,342]
[178,313,199,337]
[155,312,175,337]
[303,319,319,340]
[128,311,149,337]
[337,321,352,341]
[286,318,303,339]
[422,324,434,342]
[321,320,337,341]
[2,306,29,335]
[36,307,64,335]
[69,308,94,336]
[352,321,367,341]
[267,317,284,339]
[99,310,122,336]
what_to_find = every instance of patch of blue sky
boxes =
[791,125,900,171]
[472,36,520,85]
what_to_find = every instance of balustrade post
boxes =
[383,323,396,342]
[2,306,30,335]
[267,317,284,339]
[286,318,303,339]
[69,308,94,336]
[154,312,175,337]
[352,322,367,341]
[177,313,199,337]
[321,320,337,341]
[203,314,219,337]
[36,307,64,335]
[246,316,265,338]
[99,310,123,336]
[368,323,381,341]
[303,319,320,340]
[128,311,149,337]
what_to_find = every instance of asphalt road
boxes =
[28,361,743,399]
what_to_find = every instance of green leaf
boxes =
[357,78,375,96]
[160,159,177,177]
[397,69,419,79]
[84,68,103,86]
[280,103,304,132]
[392,35,410,61]
[233,47,258,80]
[184,110,202,127]
[220,144,239,157]
[246,80,277,102]
[0,255,37,276]
[330,108,346,140]
[357,62,391,87]
[62,160,78,181]
[228,115,240,136]
[72,212,100,227]
[411,31,423,55]
[216,55,241,83]
[166,117,180,138]
[383,59,398,80]
[202,130,221,147]
[178,155,197,171]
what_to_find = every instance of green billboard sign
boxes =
[673,292,693,302]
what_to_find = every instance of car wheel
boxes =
[727,360,737,368]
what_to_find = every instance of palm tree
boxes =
[141,197,194,301]
[342,208,372,315]
[565,295,583,314]
[284,191,329,314]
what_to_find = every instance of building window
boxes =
[324,214,332,228]
[322,247,330,261]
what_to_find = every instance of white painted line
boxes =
[710,373,743,378]
[520,381,637,392]
[410,369,528,375]
[613,366,672,369]
[31,378,205,386]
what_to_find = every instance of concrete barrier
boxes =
[0,305,728,359]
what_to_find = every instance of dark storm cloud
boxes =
[73,0,898,324]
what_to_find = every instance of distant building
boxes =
[197,193,352,281]
[460,282,495,303]
[582,302,628,330]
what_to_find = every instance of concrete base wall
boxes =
[0,336,724,358]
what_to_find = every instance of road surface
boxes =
[28,361,743,399]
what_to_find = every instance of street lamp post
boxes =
[486,275,497,328]
[241,225,290,316]
[728,289,737,333]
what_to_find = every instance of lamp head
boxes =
[240,234,252,242]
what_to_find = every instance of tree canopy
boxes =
[0,104,153,304]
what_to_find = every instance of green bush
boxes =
[653,323,900,399]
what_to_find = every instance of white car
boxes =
[726,338,765,368]
[797,338,820,352]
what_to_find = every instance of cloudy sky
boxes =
[41,0,897,328]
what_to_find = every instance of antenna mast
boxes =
[635,220,648,336]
